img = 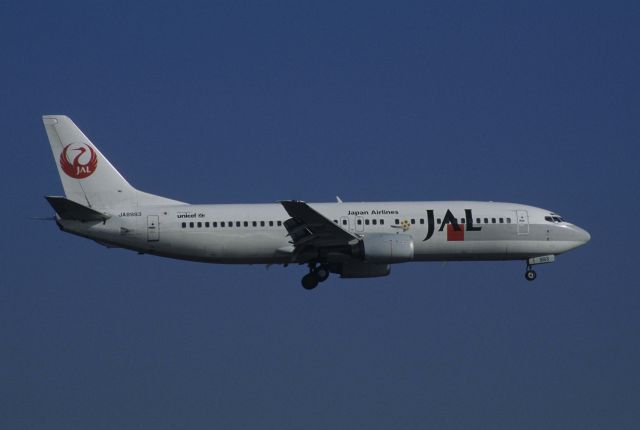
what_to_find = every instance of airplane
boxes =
[42,115,591,290]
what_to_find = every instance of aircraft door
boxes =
[147,215,160,241]
[516,210,529,235]
[355,216,364,233]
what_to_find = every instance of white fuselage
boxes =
[60,201,590,264]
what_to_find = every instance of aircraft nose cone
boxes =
[575,226,591,244]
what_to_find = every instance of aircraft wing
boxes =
[280,200,358,261]
[45,196,110,222]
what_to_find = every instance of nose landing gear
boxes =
[523,255,555,282]
[301,263,330,290]
[525,266,537,281]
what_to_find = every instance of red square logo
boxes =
[447,224,464,241]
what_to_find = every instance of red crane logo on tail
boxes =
[60,143,98,179]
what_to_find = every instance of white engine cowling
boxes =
[358,233,414,263]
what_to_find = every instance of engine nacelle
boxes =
[339,261,391,278]
[356,233,414,263]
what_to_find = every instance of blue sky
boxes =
[1,1,639,428]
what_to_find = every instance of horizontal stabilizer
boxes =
[45,196,110,222]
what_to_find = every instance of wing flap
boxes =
[280,200,357,250]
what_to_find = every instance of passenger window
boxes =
[181,222,186,228]
[365,219,370,225]
[220,222,225,227]
[196,222,201,228]
[395,219,400,224]
[213,222,217,227]
[419,218,424,224]
[437,218,442,224]
[506,218,511,223]
[476,218,481,224]
[460,218,465,224]
[342,219,347,226]
[229,221,233,227]
[269,221,274,226]
[260,221,265,227]
[189,222,194,228]
[411,219,415,224]
[372,219,377,225]
[236,221,241,227]
[252,221,257,227]
[277,221,282,226]
[357,219,362,225]
[380,219,384,225]
[484,218,488,224]
[333,220,338,224]
[205,222,210,228]
[491,218,496,223]
[499,218,504,223]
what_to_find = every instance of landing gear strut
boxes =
[300,263,330,290]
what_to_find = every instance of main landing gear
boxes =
[301,263,330,290]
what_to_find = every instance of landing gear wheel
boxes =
[315,266,329,282]
[525,269,537,281]
[301,273,319,290]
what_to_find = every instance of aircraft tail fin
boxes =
[43,115,183,209]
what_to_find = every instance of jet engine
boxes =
[354,233,415,263]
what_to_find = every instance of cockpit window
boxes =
[546,215,566,223]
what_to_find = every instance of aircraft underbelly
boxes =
[207,233,289,261]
